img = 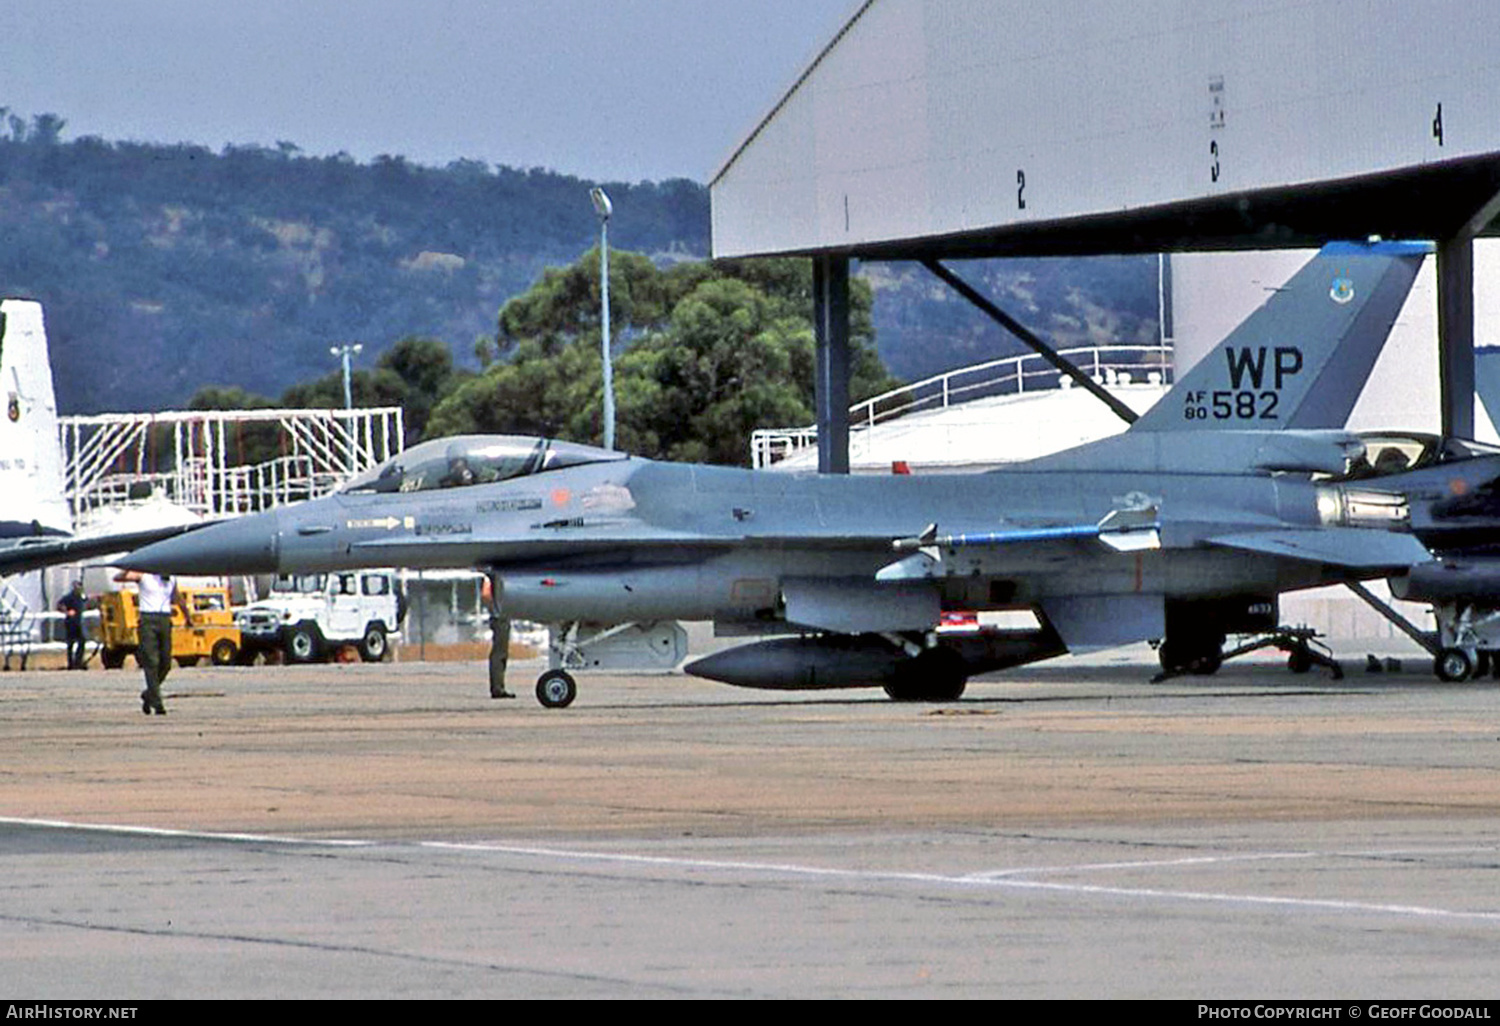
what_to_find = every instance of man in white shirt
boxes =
[114,570,189,715]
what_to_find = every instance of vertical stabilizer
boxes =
[0,300,71,539]
[1130,241,1428,432]
[1474,346,1500,439]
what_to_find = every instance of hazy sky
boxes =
[0,0,858,183]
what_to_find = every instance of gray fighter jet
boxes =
[1344,431,1500,680]
[121,242,1431,705]
[1340,349,1500,681]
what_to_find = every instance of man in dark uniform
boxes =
[56,580,87,670]
[484,573,515,699]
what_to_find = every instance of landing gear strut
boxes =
[1152,626,1343,682]
[1342,582,1494,682]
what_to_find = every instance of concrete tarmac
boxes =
[2,652,1499,998]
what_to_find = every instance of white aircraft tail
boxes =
[0,299,70,542]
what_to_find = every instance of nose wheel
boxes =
[536,669,578,708]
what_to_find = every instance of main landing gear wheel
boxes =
[1434,647,1474,683]
[1157,637,1224,678]
[536,669,578,709]
[884,647,968,702]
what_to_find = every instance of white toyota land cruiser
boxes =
[236,570,404,663]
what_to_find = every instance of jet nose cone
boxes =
[121,512,281,575]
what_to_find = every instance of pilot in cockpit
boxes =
[442,452,476,488]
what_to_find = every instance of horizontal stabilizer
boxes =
[1207,527,1429,570]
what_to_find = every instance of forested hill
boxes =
[0,120,708,413]
[0,113,1158,415]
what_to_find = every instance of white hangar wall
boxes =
[713,0,1500,257]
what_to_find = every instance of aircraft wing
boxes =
[0,523,203,577]
[345,512,1152,571]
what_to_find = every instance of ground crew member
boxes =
[56,580,88,670]
[483,573,515,699]
[114,570,188,715]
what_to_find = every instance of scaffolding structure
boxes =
[59,407,405,526]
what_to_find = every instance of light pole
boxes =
[330,342,363,410]
[590,186,614,450]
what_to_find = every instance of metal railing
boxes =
[0,577,34,668]
[751,344,1172,468]
[61,407,406,523]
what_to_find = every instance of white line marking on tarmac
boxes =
[7,816,1500,924]
[418,840,1500,922]
[0,816,375,847]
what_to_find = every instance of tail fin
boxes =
[1475,346,1500,436]
[0,299,71,540]
[1130,241,1428,432]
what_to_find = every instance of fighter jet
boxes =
[1338,349,1500,681]
[121,242,1431,706]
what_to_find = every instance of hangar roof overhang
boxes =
[763,153,1500,262]
[710,0,1500,263]
[709,0,1500,457]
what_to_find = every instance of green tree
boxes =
[428,252,898,465]
[273,336,464,444]
[617,277,813,463]
[495,246,677,355]
[428,335,606,442]
[188,335,466,453]
[377,336,465,442]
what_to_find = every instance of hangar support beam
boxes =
[921,259,1139,426]
[1438,188,1500,439]
[1437,237,1475,440]
[813,255,851,474]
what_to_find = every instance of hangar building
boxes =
[711,0,1500,657]
[711,0,1500,469]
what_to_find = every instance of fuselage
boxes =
[124,431,1415,633]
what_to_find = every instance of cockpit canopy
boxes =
[340,435,626,495]
[1333,432,1500,482]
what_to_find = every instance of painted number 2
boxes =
[1017,169,1026,210]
